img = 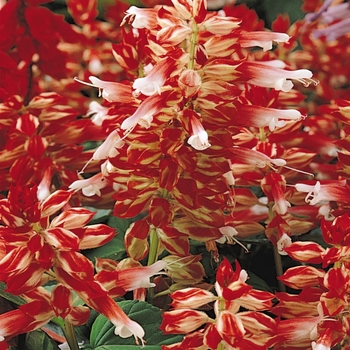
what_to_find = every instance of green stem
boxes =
[188,21,198,70]
[273,244,286,292]
[147,226,159,304]
[62,319,80,350]
[259,127,266,141]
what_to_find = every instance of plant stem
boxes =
[62,319,80,350]
[259,127,266,141]
[147,226,159,304]
[273,244,286,292]
[188,20,198,70]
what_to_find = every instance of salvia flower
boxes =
[295,180,350,206]
[239,31,290,51]
[133,57,177,96]
[187,113,211,150]
[235,104,303,132]
[75,76,133,103]
[69,173,108,197]
[238,60,316,92]
[120,93,165,130]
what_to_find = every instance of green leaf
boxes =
[90,300,182,349]
[84,235,126,262]
[262,0,304,27]
[246,270,274,293]
[86,207,112,224]
[0,282,26,306]
[107,216,135,234]
[24,330,60,350]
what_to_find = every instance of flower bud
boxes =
[178,69,202,98]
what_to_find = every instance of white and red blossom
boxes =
[239,60,316,92]
[239,31,290,51]
[187,114,211,150]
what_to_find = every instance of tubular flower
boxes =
[133,57,177,96]
[238,60,316,92]
[121,6,159,30]
[239,31,290,51]
[91,130,125,160]
[187,113,211,150]
[120,93,166,130]
[95,259,167,297]
[69,173,109,197]
[261,172,291,215]
[87,101,110,126]
[234,104,303,132]
[229,146,286,170]
[277,311,323,348]
[79,76,134,103]
[89,295,145,344]
[295,180,350,206]
[0,300,54,342]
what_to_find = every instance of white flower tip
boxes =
[295,183,308,192]
[276,78,294,92]
[271,158,286,167]
[114,321,145,341]
[153,260,167,271]
[89,76,101,85]
[239,269,248,282]
[82,186,101,197]
[188,132,211,151]
[277,233,292,255]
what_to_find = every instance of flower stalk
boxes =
[63,319,80,350]
[147,226,160,303]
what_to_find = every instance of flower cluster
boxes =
[72,0,317,270]
[273,213,350,349]
[161,257,276,349]
[0,179,167,346]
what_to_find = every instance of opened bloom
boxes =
[120,93,165,130]
[133,57,176,96]
[295,180,350,206]
[121,6,158,30]
[187,113,211,150]
[235,104,303,132]
[239,31,290,51]
[238,60,316,92]
[75,76,133,103]
[230,146,286,169]
[87,101,110,126]
[69,173,108,197]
